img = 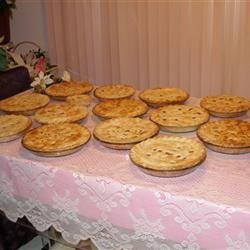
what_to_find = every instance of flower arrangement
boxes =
[0,42,57,75]
[0,41,58,93]
[19,47,56,78]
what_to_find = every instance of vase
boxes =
[0,10,10,44]
[33,85,46,94]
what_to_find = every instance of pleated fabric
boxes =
[44,1,250,97]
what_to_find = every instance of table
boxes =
[0,97,250,250]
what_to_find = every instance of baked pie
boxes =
[94,117,159,149]
[139,87,189,108]
[197,120,250,154]
[34,103,88,124]
[22,123,90,157]
[150,105,209,132]
[130,136,206,177]
[94,84,135,101]
[0,115,32,143]
[0,93,50,115]
[200,95,249,117]
[66,94,91,107]
[45,81,93,100]
[92,98,148,119]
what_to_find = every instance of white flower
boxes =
[62,70,71,82]
[31,71,53,90]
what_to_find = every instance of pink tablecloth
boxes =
[0,97,249,250]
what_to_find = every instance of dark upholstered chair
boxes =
[0,66,31,100]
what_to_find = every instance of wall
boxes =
[10,0,48,51]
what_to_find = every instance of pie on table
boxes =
[0,93,50,115]
[150,105,209,132]
[22,123,90,157]
[130,136,206,177]
[93,117,159,149]
[0,115,32,143]
[45,81,93,100]
[94,84,135,101]
[66,94,91,107]
[92,98,148,119]
[34,103,88,124]
[200,95,249,117]
[139,87,189,108]
[197,120,250,154]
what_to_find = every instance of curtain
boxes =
[44,0,250,98]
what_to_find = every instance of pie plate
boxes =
[205,110,247,118]
[22,123,91,157]
[197,120,250,154]
[95,140,138,150]
[93,117,159,150]
[200,95,249,118]
[200,141,250,154]
[136,164,201,178]
[130,136,206,177]
[0,125,32,143]
[22,144,86,157]
[0,115,32,143]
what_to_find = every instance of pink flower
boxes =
[34,57,46,75]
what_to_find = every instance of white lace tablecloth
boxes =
[0,97,250,250]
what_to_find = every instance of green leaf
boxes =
[0,48,8,71]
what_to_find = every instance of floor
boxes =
[0,212,96,250]
[18,237,75,250]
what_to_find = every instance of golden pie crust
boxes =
[150,105,209,132]
[92,99,148,119]
[22,123,90,156]
[0,93,50,115]
[0,115,32,143]
[130,136,206,177]
[66,94,91,107]
[94,84,135,101]
[94,117,159,149]
[45,81,93,100]
[34,103,88,124]
[197,120,250,154]
[200,95,249,117]
[139,87,189,108]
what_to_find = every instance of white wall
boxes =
[10,0,48,51]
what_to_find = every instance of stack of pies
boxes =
[22,123,90,157]
[0,93,50,115]
[34,103,88,124]
[200,95,249,117]
[45,81,93,100]
[150,105,209,132]
[92,99,148,119]
[139,87,189,108]
[66,94,91,107]
[130,136,206,177]
[94,84,135,101]
[197,120,250,154]
[0,115,32,143]
[94,117,159,149]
